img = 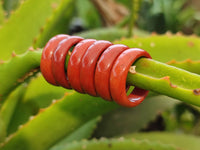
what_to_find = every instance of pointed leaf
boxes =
[0,0,64,60]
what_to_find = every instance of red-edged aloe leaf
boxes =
[0,0,72,61]
[115,34,200,62]
[125,132,200,150]
[167,60,200,75]
[7,75,67,135]
[0,92,118,150]
[33,0,75,48]
[0,50,41,100]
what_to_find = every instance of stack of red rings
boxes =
[40,34,152,107]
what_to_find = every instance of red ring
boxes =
[95,44,129,101]
[52,36,83,88]
[67,39,96,93]
[110,48,151,107]
[40,34,69,85]
[80,40,112,96]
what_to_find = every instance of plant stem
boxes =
[20,51,200,107]
[127,0,141,37]
[66,53,200,106]
[2,50,200,107]
[127,58,200,106]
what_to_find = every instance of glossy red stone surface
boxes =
[95,44,129,101]
[40,34,69,85]
[80,40,112,96]
[67,39,96,93]
[41,35,152,107]
[52,36,83,88]
[110,48,151,107]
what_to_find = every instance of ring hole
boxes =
[65,45,76,69]
[126,85,135,96]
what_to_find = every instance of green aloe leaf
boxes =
[0,0,69,61]
[2,0,23,17]
[50,116,101,150]
[93,95,178,137]
[167,60,200,75]
[0,2,4,24]
[33,0,75,48]
[76,27,128,41]
[115,34,200,62]
[75,0,102,29]
[0,50,41,100]
[125,132,200,150]
[7,75,68,135]
[76,27,148,41]
[52,138,177,150]
[0,92,117,150]
[0,84,26,142]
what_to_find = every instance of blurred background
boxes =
[2,0,200,36]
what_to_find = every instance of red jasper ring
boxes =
[110,48,151,107]
[41,34,69,85]
[80,40,112,96]
[52,36,83,88]
[95,44,129,101]
[67,39,96,93]
[41,34,152,107]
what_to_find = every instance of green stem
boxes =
[127,58,200,106]
[128,0,134,37]
[1,50,200,107]
[127,0,141,37]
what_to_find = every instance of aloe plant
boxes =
[0,0,200,150]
